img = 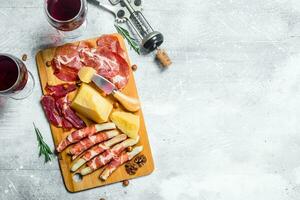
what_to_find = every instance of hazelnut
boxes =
[113,102,119,109]
[22,54,27,61]
[126,146,133,152]
[46,61,52,67]
[131,64,137,71]
[122,180,129,187]
[99,198,105,200]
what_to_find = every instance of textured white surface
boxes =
[1,0,300,199]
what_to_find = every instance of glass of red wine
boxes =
[0,54,35,100]
[44,0,88,39]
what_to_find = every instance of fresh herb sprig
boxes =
[33,123,53,163]
[114,24,140,55]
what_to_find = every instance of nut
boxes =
[99,198,105,200]
[113,102,119,109]
[125,162,138,175]
[131,64,137,71]
[22,54,27,61]
[46,61,52,67]
[76,81,82,87]
[134,154,147,167]
[126,146,133,152]
[122,180,129,187]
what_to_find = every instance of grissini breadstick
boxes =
[80,137,139,176]
[68,130,119,157]
[99,146,143,181]
[56,122,116,152]
[71,134,127,172]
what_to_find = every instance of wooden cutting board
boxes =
[35,34,154,192]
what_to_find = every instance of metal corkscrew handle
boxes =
[121,0,164,52]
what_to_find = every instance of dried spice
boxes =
[134,154,147,167]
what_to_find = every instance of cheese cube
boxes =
[110,111,140,139]
[78,67,96,83]
[71,84,113,123]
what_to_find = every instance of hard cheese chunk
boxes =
[78,67,96,83]
[71,84,113,123]
[110,111,140,139]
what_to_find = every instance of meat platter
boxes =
[36,33,154,192]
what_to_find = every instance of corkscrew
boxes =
[88,0,172,67]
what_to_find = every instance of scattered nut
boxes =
[125,162,138,175]
[134,154,147,167]
[76,81,82,87]
[122,180,129,187]
[126,146,133,152]
[46,61,52,67]
[113,102,119,109]
[99,198,105,200]
[21,54,27,61]
[131,64,137,71]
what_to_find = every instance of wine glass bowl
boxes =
[0,54,35,100]
[44,0,88,38]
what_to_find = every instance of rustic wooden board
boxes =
[35,34,154,193]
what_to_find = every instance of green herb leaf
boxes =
[114,24,140,55]
[33,123,53,163]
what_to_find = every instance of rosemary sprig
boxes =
[114,24,140,55]
[33,123,53,163]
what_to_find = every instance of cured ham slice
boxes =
[68,130,119,158]
[56,96,86,129]
[70,134,127,172]
[41,95,63,127]
[45,83,77,99]
[99,146,143,181]
[52,44,83,82]
[79,48,129,89]
[96,35,126,59]
[56,123,116,152]
[80,137,139,175]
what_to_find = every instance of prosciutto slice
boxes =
[80,137,139,175]
[41,95,63,127]
[45,83,76,99]
[56,123,116,152]
[99,146,143,180]
[96,35,126,59]
[68,130,119,158]
[56,96,86,129]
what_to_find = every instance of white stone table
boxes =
[1,0,300,199]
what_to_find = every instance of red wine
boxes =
[0,56,19,91]
[45,0,87,31]
[47,0,81,21]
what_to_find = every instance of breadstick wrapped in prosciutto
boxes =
[71,134,127,172]
[99,146,143,181]
[56,122,116,152]
[80,137,139,176]
[68,130,119,158]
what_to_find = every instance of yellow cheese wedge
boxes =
[71,84,113,123]
[78,67,96,83]
[110,111,140,139]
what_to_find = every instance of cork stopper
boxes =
[156,49,172,67]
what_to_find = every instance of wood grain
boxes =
[35,34,154,192]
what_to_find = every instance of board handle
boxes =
[112,90,141,112]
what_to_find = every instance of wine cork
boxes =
[156,49,172,67]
